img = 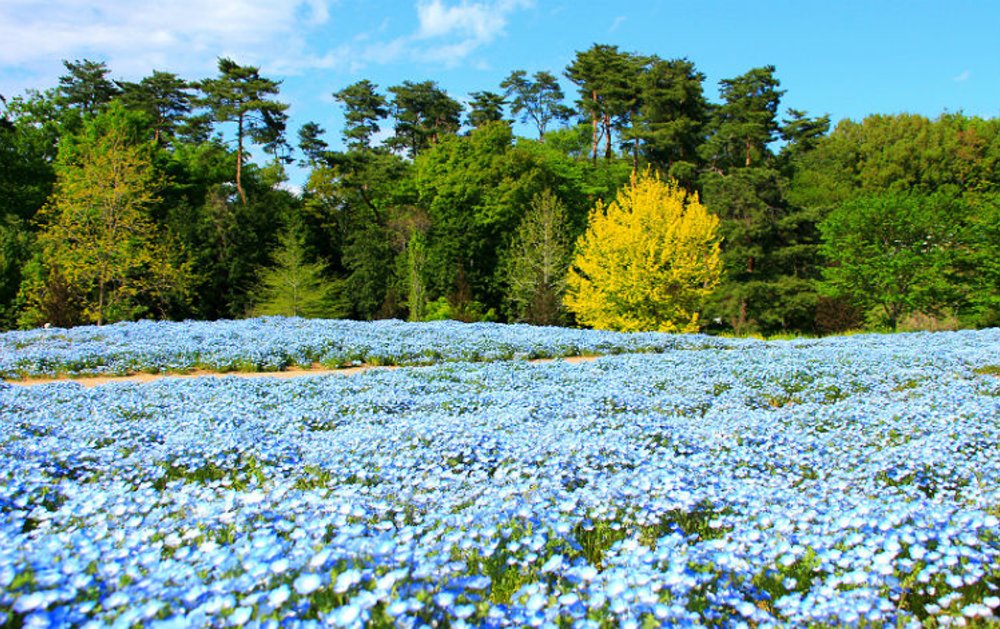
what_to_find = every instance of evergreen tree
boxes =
[466,91,507,129]
[250,227,346,319]
[197,58,288,204]
[386,81,462,158]
[57,59,120,116]
[332,80,389,151]
[633,57,709,184]
[502,190,573,325]
[701,65,784,170]
[118,70,193,144]
[297,122,329,167]
[565,45,644,162]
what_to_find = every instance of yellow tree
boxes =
[565,170,721,332]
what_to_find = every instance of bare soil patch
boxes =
[5,356,598,388]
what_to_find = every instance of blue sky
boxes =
[2,0,998,183]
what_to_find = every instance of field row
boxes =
[1,327,998,626]
[0,317,742,379]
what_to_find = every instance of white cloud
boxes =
[0,0,338,90]
[609,15,626,32]
[372,0,533,67]
[0,0,533,98]
[416,0,505,41]
[953,70,971,82]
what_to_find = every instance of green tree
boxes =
[119,70,193,144]
[633,57,708,184]
[302,148,415,320]
[197,58,289,204]
[250,227,346,318]
[415,122,587,315]
[297,122,329,167]
[565,45,644,162]
[701,65,784,170]
[565,170,722,332]
[502,190,573,325]
[779,109,831,162]
[0,91,58,221]
[960,194,1000,326]
[57,59,120,116]
[500,70,573,140]
[0,215,32,328]
[19,103,189,327]
[697,67,828,334]
[403,231,429,321]
[819,192,961,330]
[466,91,507,129]
[387,81,462,158]
[701,166,820,333]
[332,80,389,151]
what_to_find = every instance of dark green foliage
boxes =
[118,70,193,145]
[565,44,645,162]
[196,57,289,204]
[701,166,823,333]
[466,91,507,129]
[819,192,967,329]
[414,123,593,316]
[57,59,120,116]
[386,80,462,158]
[332,80,388,150]
[701,65,784,171]
[633,57,709,185]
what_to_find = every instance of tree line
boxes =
[1,46,997,334]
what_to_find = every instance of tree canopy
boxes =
[565,171,721,332]
[0,49,997,334]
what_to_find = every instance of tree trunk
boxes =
[604,113,612,161]
[236,113,247,205]
[633,134,639,175]
[591,90,599,162]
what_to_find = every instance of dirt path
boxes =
[4,356,599,388]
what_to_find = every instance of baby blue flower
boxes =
[294,573,323,596]
[333,569,362,594]
[268,585,290,608]
[330,603,361,626]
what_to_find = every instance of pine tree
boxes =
[197,58,288,204]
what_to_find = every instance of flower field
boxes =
[0,318,728,379]
[1,321,999,627]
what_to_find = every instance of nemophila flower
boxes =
[3,325,1000,626]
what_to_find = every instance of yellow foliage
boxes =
[564,170,721,332]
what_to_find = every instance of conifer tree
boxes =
[197,58,288,204]
[332,80,388,151]
[251,227,346,319]
[502,190,573,325]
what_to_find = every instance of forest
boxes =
[1,45,997,335]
